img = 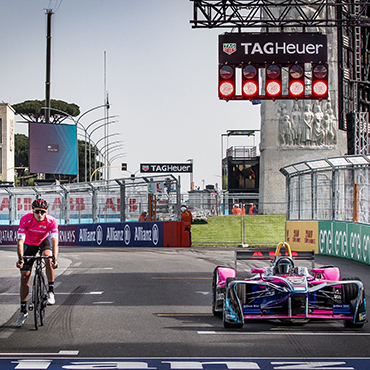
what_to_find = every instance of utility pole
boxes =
[104,51,110,180]
[45,9,53,124]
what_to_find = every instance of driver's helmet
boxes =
[32,199,48,210]
[275,257,294,275]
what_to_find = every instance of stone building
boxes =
[0,103,15,183]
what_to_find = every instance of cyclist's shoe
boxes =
[15,312,28,327]
[47,292,55,305]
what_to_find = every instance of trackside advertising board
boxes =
[77,222,163,247]
[318,220,370,265]
[1,358,370,369]
[285,221,319,253]
[0,223,164,247]
[286,220,370,265]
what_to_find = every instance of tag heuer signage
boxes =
[141,163,193,173]
[219,33,327,64]
[223,43,237,55]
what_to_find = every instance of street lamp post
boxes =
[109,153,126,164]
[43,105,115,182]
[42,105,123,182]
[89,138,124,181]
[83,115,118,179]
[75,104,109,180]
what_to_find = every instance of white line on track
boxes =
[0,350,79,356]
[1,292,103,296]
[198,330,370,336]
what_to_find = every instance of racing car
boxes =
[212,241,367,329]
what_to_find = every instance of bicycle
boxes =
[23,255,52,330]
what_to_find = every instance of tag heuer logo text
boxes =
[223,43,237,55]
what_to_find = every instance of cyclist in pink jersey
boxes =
[15,199,59,327]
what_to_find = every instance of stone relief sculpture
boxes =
[278,100,337,148]
[302,104,314,146]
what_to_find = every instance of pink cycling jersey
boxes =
[18,212,58,245]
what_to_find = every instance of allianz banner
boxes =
[77,222,163,247]
[318,221,370,265]
[0,222,163,247]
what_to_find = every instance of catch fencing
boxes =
[280,154,370,224]
[0,175,180,225]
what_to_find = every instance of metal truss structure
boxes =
[191,0,370,154]
[352,112,370,155]
[338,4,370,155]
[190,0,370,29]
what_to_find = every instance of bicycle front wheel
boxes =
[33,272,47,330]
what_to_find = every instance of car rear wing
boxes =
[235,249,315,270]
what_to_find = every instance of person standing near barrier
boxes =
[232,204,242,215]
[15,199,59,327]
[139,211,148,221]
[181,203,193,246]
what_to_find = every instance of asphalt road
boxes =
[0,245,369,360]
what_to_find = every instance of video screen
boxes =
[29,122,77,175]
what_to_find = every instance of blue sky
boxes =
[0,0,260,190]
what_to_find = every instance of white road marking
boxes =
[0,350,79,356]
[1,292,104,296]
[198,331,370,336]
[196,291,210,295]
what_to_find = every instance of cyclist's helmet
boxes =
[32,199,48,210]
[275,257,294,275]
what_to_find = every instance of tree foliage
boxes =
[13,99,80,123]
[14,134,29,168]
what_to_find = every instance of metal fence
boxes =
[187,189,261,219]
[0,172,289,227]
[0,175,181,225]
[280,154,370,223]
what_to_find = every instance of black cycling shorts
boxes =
[21,237,52,272]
